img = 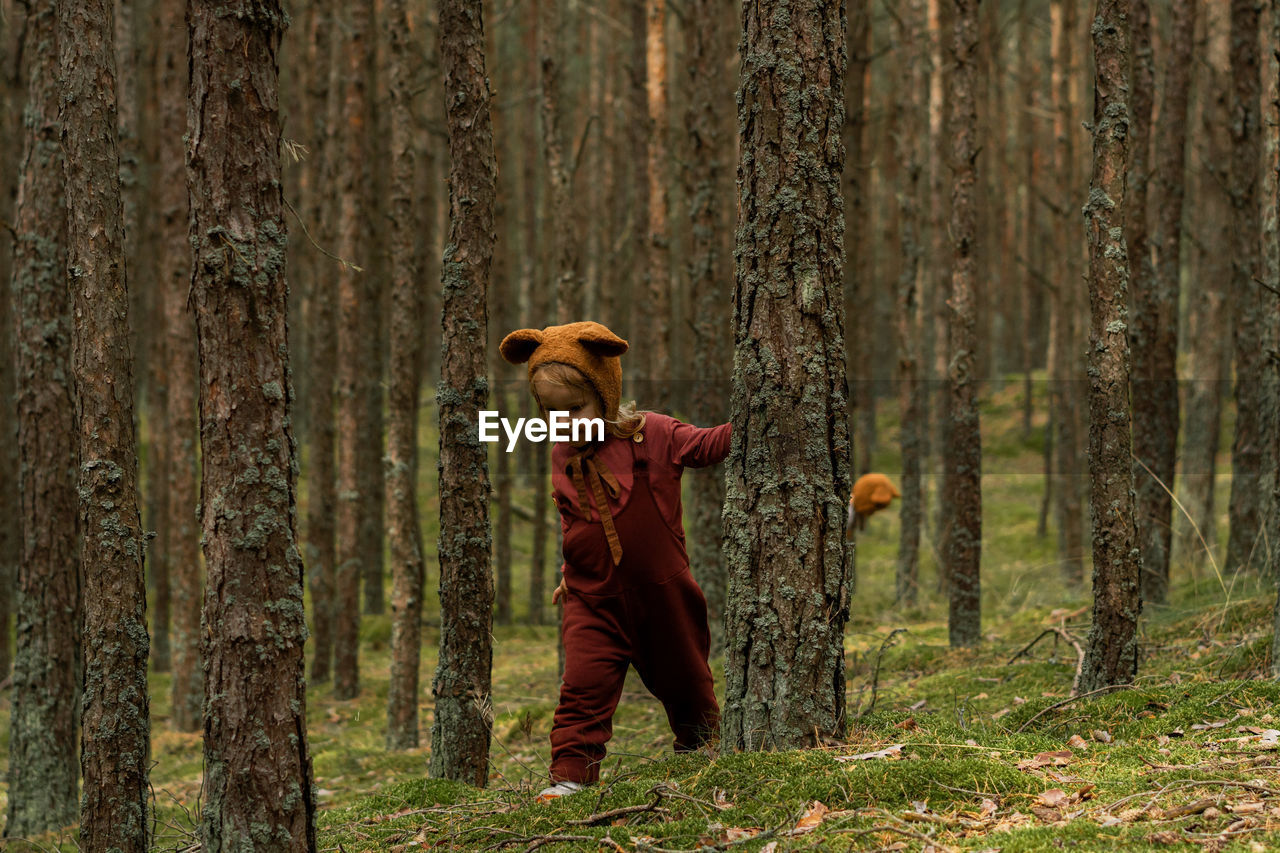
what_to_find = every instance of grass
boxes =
[1,374,1276,851]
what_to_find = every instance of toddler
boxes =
[498,321,731,801]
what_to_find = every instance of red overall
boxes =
[550,431,720,784]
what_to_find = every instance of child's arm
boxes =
[670,420,732,468]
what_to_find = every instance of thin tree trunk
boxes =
[333,0,372,700]
[187,2,318,849]
[58,0,150,846]
[1080,0,1141,693]
[1226,0,1273,575]
[490,0,513,628]
[645,0,671,410]
[1135,0,1196,602]
[684,0,732,655]
[6,0,81,836]
[721,0,850,750]
[946,0,982,649]
[538,0,582,325]
[385,0,426,750]
[155,0,201,733]
[307,0,338,685]
[892,0,925,607]
[0,0,22,685]
[430,0,497,786]
[844,0,872,485]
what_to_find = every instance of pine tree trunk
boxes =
[721,0,851,750]
[946,0,982,649]
[6,0,81,836]
[0,0,21,685]
[538,0,582,325]
[684,0,733,656]
[844,0,872,485]
[645,0,672,410]
[490,2,513,628]
[58,0,151,847]
[1226,0,1274,576]
[187,2,318,848]
[892,0,925,607]
[155,0,201,733]
[307,0,338,685]
[1079,0,1141,693]
[333,0,372,699]
[430,0,496,786]
[385,0,426,751]
[1134,0,1195,603]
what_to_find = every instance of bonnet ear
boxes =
[576,323,629,358]
[499,328,545,364]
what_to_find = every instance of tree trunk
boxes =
[538,0,582,326]
[645,0,672,410]
[333,0,372,699]
[385,0,426,751]
[1226,0,1274,576]
[430,0,497,786]
[0,0,22,685]
[1134,0,1195,603]
[721,0,851,750]
[187,2,318,848]
[6,0,81,836]
[155,0,201,733]
[684,0,733,656]
[844,0,872,487]
[892,0,925,608]
[1080,0,1141,693]
[58,0,151,847]
[307,0,338,685]
[946,0,982,649]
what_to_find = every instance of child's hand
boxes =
[552,577,568,605]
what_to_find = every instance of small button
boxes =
[632,432,644,443]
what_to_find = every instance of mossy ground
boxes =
[1,376,1276,851]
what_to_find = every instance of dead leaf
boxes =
[1030,805,1064,823]
[759,844,778,853]
[1229,801,1265,814]
[979,798,998,819]
[992,708,1011,720]
[1191,719,1230,731]
[1017,750,1073,771]
[1067,734,1088,749]
[836,744,904,761]
[722,827,759,842]
[1093,729,1113,744]
[895,717,918,730]
[1037,788,1069,807]
[792,801,829,835]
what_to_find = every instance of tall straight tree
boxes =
[891,0,925,607]
[0,5,17,684]
[721,0,851,750]
[385,0,426,751]
[430,0,496,785]
[1134,0,1196,602]
[155,0,201,733]
[58,0,151,846]
[844,0,872,483]
[1079,0,1141,693]
[537,0,582,324]
[187,1,318,848]
[7,0,81,836]
[645,0,672,410]
[683,0,733,656]
[1226,0,1273,575]
[333,0,373,699]
[945,0,982,649]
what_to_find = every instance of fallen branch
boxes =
[1015,684,1136,733]
[567,787,671,826]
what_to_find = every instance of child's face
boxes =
[532,373,604,448]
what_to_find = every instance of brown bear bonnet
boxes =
[499,321,629,422]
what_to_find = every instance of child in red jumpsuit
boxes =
[499,321,731,800]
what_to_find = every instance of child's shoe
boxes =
[535,781,584,803]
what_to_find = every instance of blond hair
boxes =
[530,362,647,440]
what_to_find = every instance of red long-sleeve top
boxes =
[552,412,732,570]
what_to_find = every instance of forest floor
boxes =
[1,378,1278,851]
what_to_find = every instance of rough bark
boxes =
[1133,0,1195,603]
[154,0,201,733]
[430,0,496,786]
[57,0,151,847]
[386,0,426,751]
[892,0,925,607]
[333,0,372,699]
[537,0,582,326]
[0,0,22,685]
[187,2,318,849]
[721,0,851,750]
[1226,0,1274,575]
[946,0,982,649]
[6,0,81,837]
[307,0,338,685]
[1080,0,1142,693]
[491,1,512,628]
[684,0,733,656]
